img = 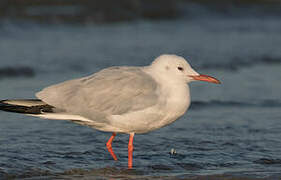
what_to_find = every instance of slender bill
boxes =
[190,74,221,84]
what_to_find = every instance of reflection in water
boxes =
[2,166,273,180]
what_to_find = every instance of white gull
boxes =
[0,54,221,168]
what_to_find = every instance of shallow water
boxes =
[0,12,281,179]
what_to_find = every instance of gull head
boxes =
[149,54,221,84]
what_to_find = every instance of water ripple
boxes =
[0,66,35,79]
[200,55,281,71]
[190,99,281,110]
[254,158,281,165]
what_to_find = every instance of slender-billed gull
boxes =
[0,54,221,168]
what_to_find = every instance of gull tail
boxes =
[0,99,96,129]
[0,99,92,124]
[0,99,54,115]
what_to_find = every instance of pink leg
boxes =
[106,132,118,161]
[128,133,135,169]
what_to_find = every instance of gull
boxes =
[0,54,221,169]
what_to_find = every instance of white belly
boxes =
[105,84,191,134]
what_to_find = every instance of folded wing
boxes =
[36,67,159,121]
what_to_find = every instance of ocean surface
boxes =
[0,10,281,180]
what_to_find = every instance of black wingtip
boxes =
[0,99,54,114]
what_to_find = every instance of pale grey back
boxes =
[36,67,159,120]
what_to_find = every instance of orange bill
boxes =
[190,74,221,84]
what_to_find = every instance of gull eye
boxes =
[177,67,184,71]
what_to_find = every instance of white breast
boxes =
[155,83,191,127]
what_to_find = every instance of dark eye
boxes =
[177,67,184,71]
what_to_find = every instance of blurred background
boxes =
[0,0,281,179]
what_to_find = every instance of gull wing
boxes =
[36,67,159,121]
